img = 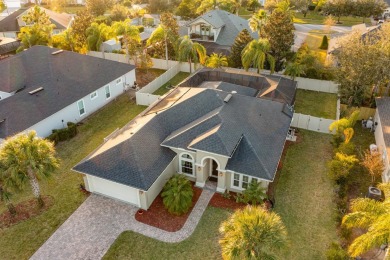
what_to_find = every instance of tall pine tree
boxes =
[228,29,253,68]
[263,9,294,71]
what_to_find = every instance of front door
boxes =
[211,160,218,177]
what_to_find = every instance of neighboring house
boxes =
[73,68,296,210]
[0,37,20,57]
[374,96,390,183]
[0,6,73,39]
[184,9,257,55]
[0,45,136,141]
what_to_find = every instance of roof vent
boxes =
[231,91,237,94]
[224,94,232,103]
[29,87,44,95]
[51,50,64,55]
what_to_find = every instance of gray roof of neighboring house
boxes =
[186,10,257,50]
[376,96,390,156]
[74,86,293,190]
[0,45,135,138]
[0,37,20,54]
[0,6,72,33]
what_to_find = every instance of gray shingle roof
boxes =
[186,10,257,54]
[0,46,135,138]
[74,89,225,190]
[0,6,72,33]
[74,83,293,190]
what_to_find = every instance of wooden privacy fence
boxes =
[291,113,335,134]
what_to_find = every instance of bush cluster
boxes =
[47,122,78,145]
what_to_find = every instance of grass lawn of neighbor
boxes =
[0,94,146,259]
[294,11,365,26]
[152,72,190,96]
[294,89,338,119]
[274,130,338,259]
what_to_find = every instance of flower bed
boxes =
[208,192,246,211]
[0,196,54,229]
[135,185,202,232]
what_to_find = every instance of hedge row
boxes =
[47,122,78,145]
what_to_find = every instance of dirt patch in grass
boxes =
[209,192,246,211]
[0,196,54,229]
[135,185,202,232]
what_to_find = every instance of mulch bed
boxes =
[135,185,202,232]
[0,196,54,229]
[209,192,246,211]
[136,68,165,88]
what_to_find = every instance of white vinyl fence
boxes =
[291,113,335,134]
[138,63,181,93]
[295,77,338,94]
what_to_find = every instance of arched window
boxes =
[180,153,194,176]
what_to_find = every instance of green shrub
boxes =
[336,142,356,156]
[67,122,78,138]
[320,35,329,50]
[326,242,349,260]
[327,153,358,183]
[47,132,59,145]
[137,25,144,33]
[161,174,194,215]
[235,181,267,205]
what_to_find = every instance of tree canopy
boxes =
[229,29,253,68]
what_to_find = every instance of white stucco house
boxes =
[73,68,297,210]
[374,97,390,183]
[0,45,136,142]
[0,6,73,39]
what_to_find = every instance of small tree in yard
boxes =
[0,131,60,207]
[320,35,329,50]
[219,206,288,259]
[228,29,253,68]
[161,174,193,215]
[361,150,385,184]
[206,53,228,69]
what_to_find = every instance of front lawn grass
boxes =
[305,30,329,64]
[152,72,190,96]
[0,94,146,259]
[274,130,338,259]
[103,207,230,259]
[294,89,338,119]
[293,11,364,26]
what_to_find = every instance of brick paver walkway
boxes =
[30,189,214,260]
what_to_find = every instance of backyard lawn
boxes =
[294,89,338,119]
[103,207,230,259]
[152,72,190,96]
[274,130,338,259]
[0,94,146,259]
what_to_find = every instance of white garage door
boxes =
[87,175,140,207]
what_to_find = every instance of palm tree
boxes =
[112,19,141,63]
[206,53,228,69]
[248,9,268,36]
[0,131,60,207]
[86,22,114,51]
[284,62,305,80]
[342,183,390,257]
[219,206,288,259]
[147,25,179,68]
[241,39,275,74]
[177,36,207,73]
[161,174,193,215]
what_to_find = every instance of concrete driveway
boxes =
[30,190,213,260]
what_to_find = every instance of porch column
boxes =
[195,164,207,187]
[217,171,226,193]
